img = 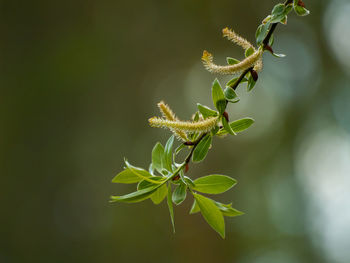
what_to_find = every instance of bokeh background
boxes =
[1,0,350,262]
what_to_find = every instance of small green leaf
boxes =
[268,34,274,46]
[172,183,187,205]
[217,118,255,136]
[247,74,256,92]
[152,142,164,173]
[193,193,225,238]
[222,115,236,135]
[269,4,287,24]
[211,79,227,114]
[226,77,247,88]
[226,57,240,65]
[193,175,237,194]
[193,111,200,122]
[271,3,285,16]
[192,134,212,163]
[125,160,163,184]
[271,52,286,58]
[167,184,175,233]
[294,5,310,16]
[151,184,168,204]
[112,168,142,184]
[190,199,200,214]
[215,201,244,217]
[224,87,239,103]
[164,135,174,172]
[110,186,158,203]
[137,176,164,190]
[256,22,270,46]
[175,143,186,155]
[245,47,254,57]
[183,176,195,188]
[197,103,218,119]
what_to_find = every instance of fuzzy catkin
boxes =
[149,116,218,133]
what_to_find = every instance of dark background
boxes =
[1,0,350,262]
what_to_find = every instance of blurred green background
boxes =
[1,0,350,262]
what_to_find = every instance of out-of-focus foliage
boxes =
[1,0,350,262]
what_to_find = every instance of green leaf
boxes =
[226,77,247,88]
[110,186,158,203]
[215,201,244,217]
[211,79,227,114]
[217,118,255,136]
[192,134,212,163]
[294,5,310,16]
[164,135,174,172]
[222,115,236,135]
[172,183,187,205]
[247,74,256,92]
[256,22,270,46]
[152,142,165,173]
[270,4,287,24]
[189,199,200,214]
[268,34,274,46]
[167,184,175,233]
[224,87,239,103]
[271,3,285,16]
[197,103,218,119]
[125,160,164,184]
[245,47,254,57]
[271,52,286,58]
[183,176,195,188]
[193,111,200,122]
[112,168,142,184]
[151,184,168,204]
[193,193,225,238]
[193,175,237,194]
[226,57,240,65]
[175,143,186,155]
[137,176,164,190]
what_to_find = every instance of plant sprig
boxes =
[110,0,310,238]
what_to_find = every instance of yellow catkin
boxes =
[149,116,218,133]
[202,49,263,75]
[157,101,188,141]
[222,27,254,51]
[254,58,263,72]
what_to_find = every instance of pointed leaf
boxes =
[110,186,158,203]
[247,74,256,92]
[217,118,255,136]
[164,135,174,172]
[193,175,237,194]
[222,115,236,136]
[256,22,270,46]
[190,199,200,214]
[112,168,142,184]
[226,77,247,88]
[197,103,218,119]
[151,184,168,204]
[152,142,164,173]
[125,160,164,184]
[192,134,212,163]
[245,47,254,57]
[226,57,240,65]
[215,201,244,217]
[137,176,164,190]
[193,193,225,238]
[172,183,187,205]
[212,79,227,114]
[224,87,240,103]
[167,184,175,233]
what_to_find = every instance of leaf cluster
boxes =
[110,0,310,238]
